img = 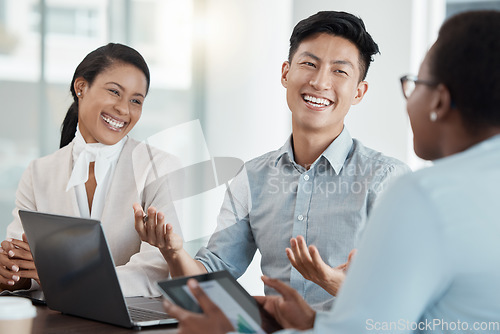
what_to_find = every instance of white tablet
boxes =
[157,271,282,333]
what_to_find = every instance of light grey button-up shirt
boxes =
[195,128,410,310]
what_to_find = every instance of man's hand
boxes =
[255,275,316,330]
[133,203,208,278]
[0,234,38,290]
[286,235,356,296]
[133,203,183,258]
[163,279,235,334]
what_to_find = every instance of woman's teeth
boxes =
[101,114,125,129]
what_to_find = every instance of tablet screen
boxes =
[157,271,281,333]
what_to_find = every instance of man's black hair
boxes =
[288,11,379,81]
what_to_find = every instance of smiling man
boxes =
[135,11,409,312]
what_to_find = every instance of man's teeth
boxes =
[101,114,125,129]
[303,95,331,107]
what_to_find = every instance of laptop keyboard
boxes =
[128,306,171,322]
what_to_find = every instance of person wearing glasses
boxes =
[134,10,409,311]
[161,10,500,333]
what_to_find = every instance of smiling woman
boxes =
[0,43,180,302]
[60,43,151,148]
[74,63,147,145]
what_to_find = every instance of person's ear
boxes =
[430,84,453,121]
[351,81,368,106]
[73,77,88,98]
[281,61,290,88]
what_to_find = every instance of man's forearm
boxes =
[162,248,208,278]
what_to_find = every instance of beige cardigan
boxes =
[7,137,181,297]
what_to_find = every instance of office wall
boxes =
[202,0,292,160]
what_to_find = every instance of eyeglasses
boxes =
[400,75,438,99]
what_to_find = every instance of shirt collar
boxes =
[322,127,353,174]
[66,125,127,191]
[274,135,295,167]
[274,128,353,174]
[72,126,127,163]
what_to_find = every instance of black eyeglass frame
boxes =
[400,75,439,99]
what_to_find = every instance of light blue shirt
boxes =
[195,128,409,311]
[280,134,500,333]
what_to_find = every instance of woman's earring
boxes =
[77,92,82,97]
[430,111,438,122]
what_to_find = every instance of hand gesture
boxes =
[286,235,356,296]
[255,275,315,330]
[162,279,235,334]
[0,234,39,290]
[133,203,183,257]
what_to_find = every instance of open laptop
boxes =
[18,209,177,329]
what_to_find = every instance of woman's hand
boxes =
[0,234,38,290]
[255,275,316,330]
[163,279,235,334]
